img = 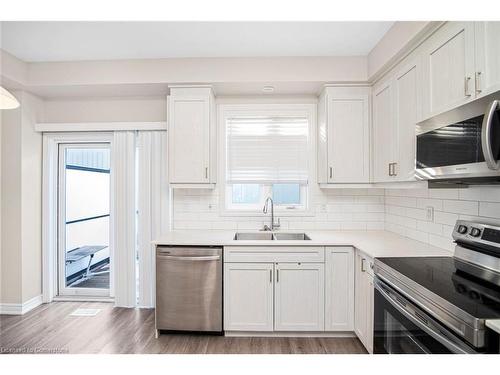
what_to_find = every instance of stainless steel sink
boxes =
[233,232,311,241]
[273,233,311,241]
[233,232,275,240]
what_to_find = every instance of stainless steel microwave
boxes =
[416,94,500,184]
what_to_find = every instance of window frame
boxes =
[218,103,316,217]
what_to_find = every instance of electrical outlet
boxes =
[319,204,328,213]
[426,206,434,222]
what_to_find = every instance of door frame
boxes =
[57,142,112,297]
[42,132,114,303]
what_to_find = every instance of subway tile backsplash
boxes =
[172,187,385,232]
[171,185,500,252]
[384,186,500,251]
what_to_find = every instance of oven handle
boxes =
[374,279,476,354]
[481,100,500,170]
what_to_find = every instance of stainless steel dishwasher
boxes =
[155,246,223,334]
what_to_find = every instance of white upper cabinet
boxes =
[167,86,216,186]
[274,263,325,331]
[421,22,476,119]
[325,247,354,331]
[317,86,371,184]
[373,57,420,183]
[394,62,419,181]
[373,80,396,183]
[474,22,500,97]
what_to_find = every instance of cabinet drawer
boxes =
[224,246,325,263]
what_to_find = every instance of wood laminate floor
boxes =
[0,302,367,354]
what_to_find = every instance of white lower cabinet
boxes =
[325,247,354,331]
[223,263,274,331]
[274,263,324,331]
[354,250,374,353]
[224,246,357,335]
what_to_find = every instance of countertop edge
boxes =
[152,230,453,259]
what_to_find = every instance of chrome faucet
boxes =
[262,197,280,231]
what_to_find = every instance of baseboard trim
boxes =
[224,331,356,338]
[0,295,43,315]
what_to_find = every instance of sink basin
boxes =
[273,233,311,241]
[233,232,275,240]
[233,232,311,241]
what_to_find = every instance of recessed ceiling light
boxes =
[262,85,275,93]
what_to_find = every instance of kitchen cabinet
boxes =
[474,22,500,97]
[373,79,396,183]
[373,60,419,182]
[354,250,374,353]
[274,263,325,331]
[223,263,274,331]
[393,62,419,181]
[325,247,354,331]
[317,86,371,184]
[224,261,324,332]
[167,85,216,187]
[224,246,326,333]
[421,22,476,118]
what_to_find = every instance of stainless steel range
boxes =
[373,220,500,354]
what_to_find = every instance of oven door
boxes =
[373,277,477,354]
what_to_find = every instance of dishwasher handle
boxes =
[157,254,221,261]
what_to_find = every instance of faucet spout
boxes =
[262,197,280,231]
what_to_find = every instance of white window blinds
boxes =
[226,116,309,184]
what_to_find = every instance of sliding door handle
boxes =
[329,166,333,179]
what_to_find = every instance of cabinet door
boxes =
[354,252,368,343]
[224,263,274,331]
[168,95,210,183]
[274,263,324,331]
[474,22,500,97]
[394,62,418,181]
[365,274,375,354]
[373,81,396,183]
[421,22,476,118]
[325,247,354,331]
[326,88,370,183]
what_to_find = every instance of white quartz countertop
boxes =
[153,230,452,259]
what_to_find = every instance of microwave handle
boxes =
[482,100,500,170]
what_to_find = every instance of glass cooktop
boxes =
[377,256,500,320]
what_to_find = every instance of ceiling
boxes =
[1,21,393,62]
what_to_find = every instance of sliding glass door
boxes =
[58,143,111,297]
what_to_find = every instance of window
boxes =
[224,112,310,212]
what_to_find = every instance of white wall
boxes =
[43,97,167,123]
[1,90,44,304]
[385,186,500,251]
